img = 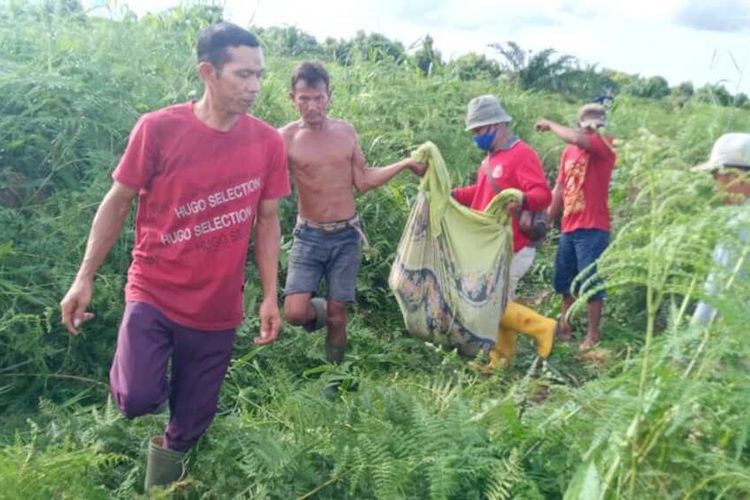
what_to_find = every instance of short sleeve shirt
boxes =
[113,102,290,330]
[557,132,616,233]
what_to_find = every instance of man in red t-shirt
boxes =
[453,95,556,368]
[59,23,290,490]
[536,103,616,349]
[453,95,552,292]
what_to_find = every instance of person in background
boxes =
[536,103,616,350]
[592,86,615,109]
[691,133,750,326]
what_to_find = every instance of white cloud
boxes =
[88,0,750,94]
[675,0,750,33]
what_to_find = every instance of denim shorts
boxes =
[553,228,609,301]
[284,223,363,303]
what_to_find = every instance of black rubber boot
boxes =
[144,436,185,493]
[325,342,346,365]
[322,343,357,400]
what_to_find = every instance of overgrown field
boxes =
[2,4,750,499]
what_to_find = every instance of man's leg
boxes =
[559,295,575,341]
[142,321,234,492]
[165,321,236,452]
[553,232,577,341]
[488,300,558,371]
[283,225,326,330]
[109,301,171,419]
[574,229,610,349]
[320,299,348,399]
[501,301,556,358]
[489,326,517,370]
[321,228,362,396]
[324,227,362,360]
[582,300,603,349]
[507,246,536,299]
[108,301,181,492]
[284,292,317,328]
[489,246,536,366]
[325,300,348,364]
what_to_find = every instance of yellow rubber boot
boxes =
[489,326,517,369]
[500,301,555,358]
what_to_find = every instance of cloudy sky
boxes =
[90,0,750,94]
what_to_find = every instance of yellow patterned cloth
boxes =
[388,142,522,356]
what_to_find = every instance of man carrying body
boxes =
[59,22,290,490]
[536,103,616,349]
[280,61,424,390]
[453,95,555,368]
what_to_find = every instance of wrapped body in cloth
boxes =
[389,142,522,357]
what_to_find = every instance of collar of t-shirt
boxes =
[484,135,520,163]
[484,135,519,164]
[498,134,519,151]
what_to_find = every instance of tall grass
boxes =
[1,3,750,498]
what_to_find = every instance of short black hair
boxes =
[291,61,330,92]
[196,22,260,70]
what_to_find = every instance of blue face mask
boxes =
[473,129,497,151]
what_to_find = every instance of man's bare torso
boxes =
[280,118,361,223]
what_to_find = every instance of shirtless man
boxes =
[280,61,424,391]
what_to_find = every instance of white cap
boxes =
[693,133,750,172]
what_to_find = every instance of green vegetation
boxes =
[1,3,749,498]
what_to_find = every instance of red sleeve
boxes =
[585,132,616,161]
[452,184,477,207]
[112,115,157,190]
[260,131,291,200]
[516,149,551,211]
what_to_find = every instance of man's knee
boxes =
[111,385,167,419]
[284,295,313,325]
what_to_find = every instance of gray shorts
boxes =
[284,222,363,303]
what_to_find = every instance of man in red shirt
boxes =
[59,23,290,490]
[454,95,555,368]
[453,95,552,292]
[536,103,616,349]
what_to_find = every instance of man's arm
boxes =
[253,198,282,345]
[351,132,425,193]
[548,181,564,221]
[452,184,478,207]
[516,155,552,212]
[535,118,590,150]
[60,181,137,334]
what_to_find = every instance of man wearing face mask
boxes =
[453,95,555,368]
[454,95,552,295]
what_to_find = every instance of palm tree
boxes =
[489,41,577,92]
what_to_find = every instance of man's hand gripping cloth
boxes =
[388,142,522,356]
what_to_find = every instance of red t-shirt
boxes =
[112,102,290,330]
[452,140,552,252]
[557,132,616,233]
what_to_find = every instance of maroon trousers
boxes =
[109,301,235,452]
